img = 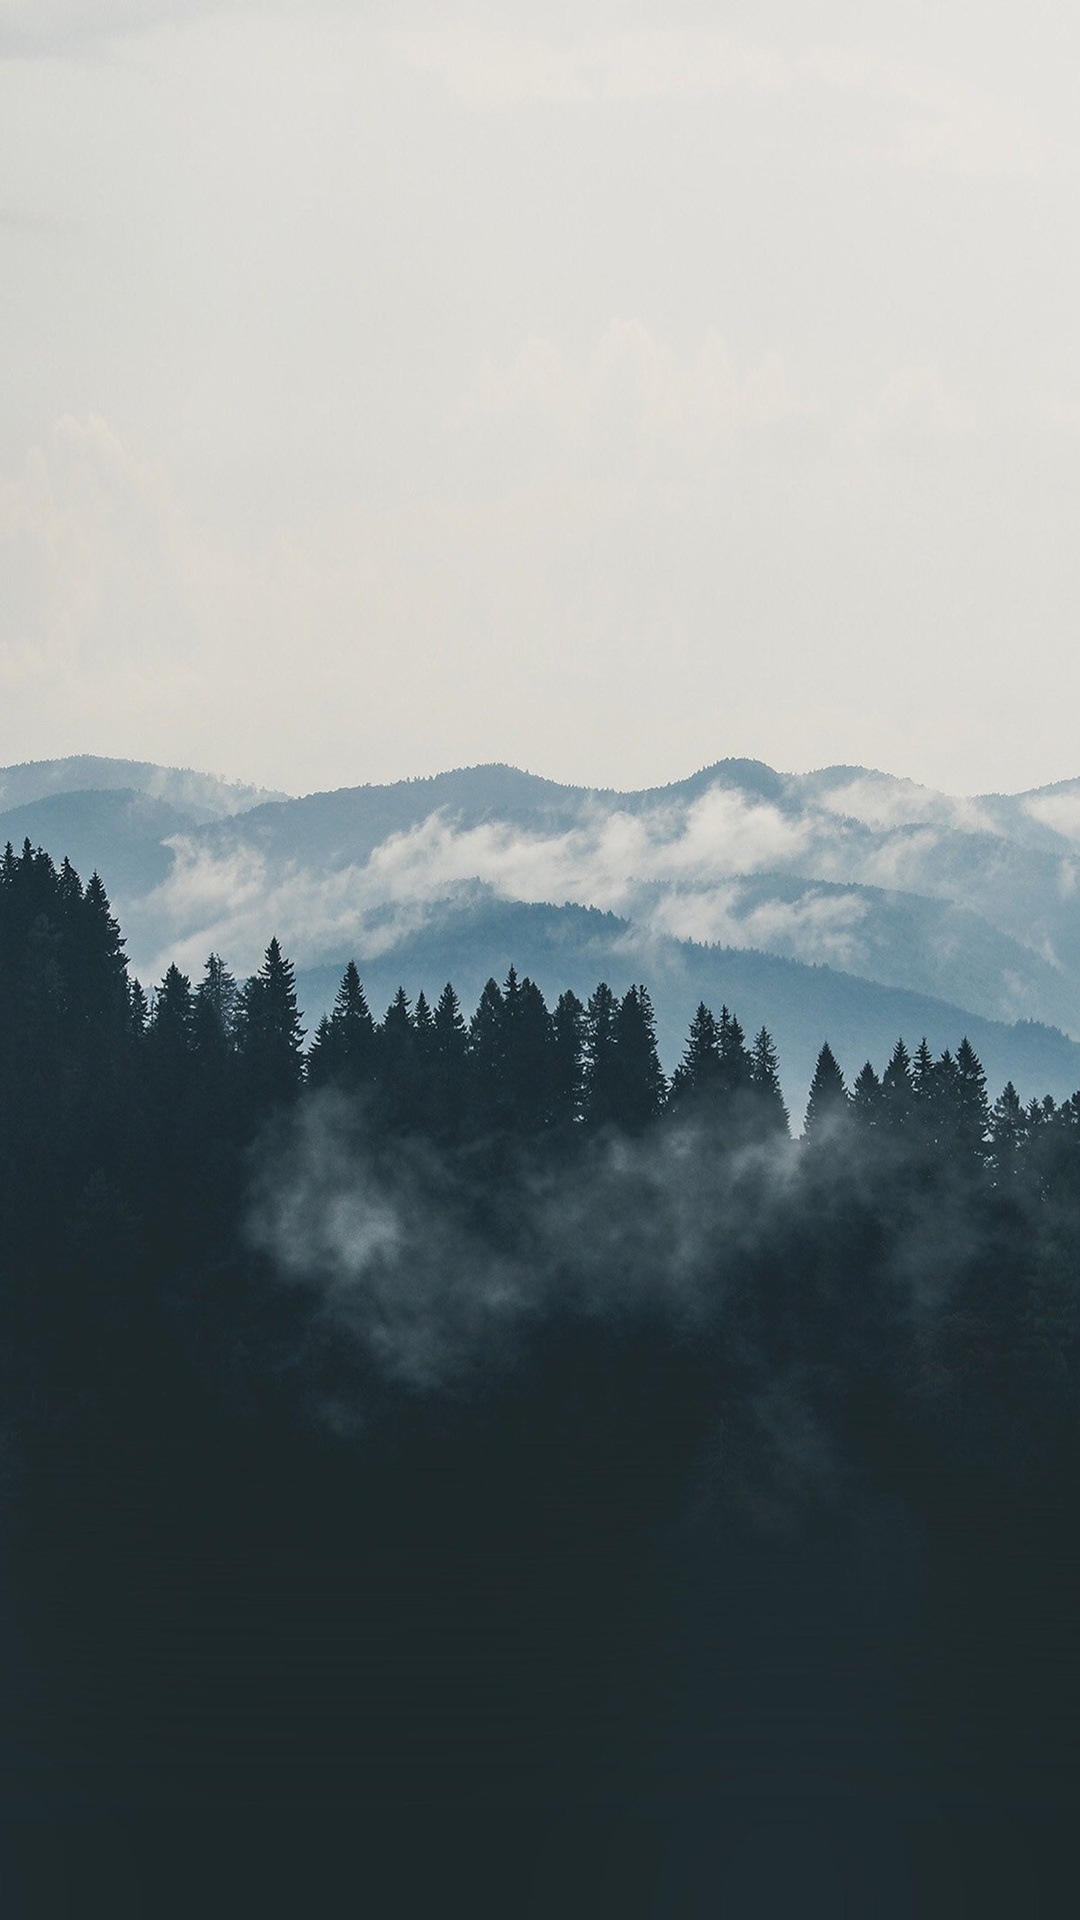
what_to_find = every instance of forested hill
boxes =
[6,841,1080,1913]
[10,753,1080,1106]
[3,836,1077,1173]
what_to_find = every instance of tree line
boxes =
[6,833,1080,1313]
[5,835,1073,1165]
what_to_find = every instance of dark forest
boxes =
[3,838,1080,1916]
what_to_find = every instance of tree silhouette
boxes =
[238,938,305,1112]
[803,1041,848,1136]
[307,961,377,1094]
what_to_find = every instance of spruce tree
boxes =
[908,1037,940,1153]
[717,1006,753,1099]
[192,953,240,1064]
[912,1037,935,1103]
[989,1081,1027,1180]
[954,1037,991,1164]
[934,1048,961,1150]
[610,984,666,1132]
[148,964,195,1095]
[669,1003,721,1108]
[803,1041,848,1136]
[504,974,554,1133]
[433,981,468,1062]
[67,871,131,1041]
[469,977,507,1130]
[583,982,621,1128]
[238,938,305,1111]
[128,978,150,1041]
[880,1038,915,1135]
[749,1026,789,1138]
[307,961,377,1093]
[551,989,586,1130]
[430,982,469,1141]
[851,1061,881,1129]
[377,987,418,1129]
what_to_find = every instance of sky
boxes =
[2,1,1080,798]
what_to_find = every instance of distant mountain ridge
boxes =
[0,755,287,821]
[5,751,1080,1106]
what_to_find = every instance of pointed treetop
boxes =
[803,1040,849,1136]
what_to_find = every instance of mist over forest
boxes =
[8,0,1080,1904]
[4,835,1080,1914]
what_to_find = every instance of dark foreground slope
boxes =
[4,848,1080,1917]
[9,1222,1080,1920]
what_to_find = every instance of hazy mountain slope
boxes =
[126,757,1080,1033]
[189,764,595,868]
[0,756,287,821]
[0,790,193,898]
[9,753,1080,1090]
[294,899,1080,1112]
[632,871,1079,1031]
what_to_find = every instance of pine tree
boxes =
[128,978,149,1040]
[193,953,240,1056]
[954,1037,990,1164]
[609,984,666,1132]
[717,1006,753,1099]
[429,982,469,1141]
[66,871,131,1041]
[148,964,195,1087]
[908,1037,940,1152]
[433,981,468,1060]
[912,1037,935,1103]
[377,987,417,1129]
[469,977,507,1130]
[989,1080,1027,1180]
[503,974,554,1133]
[880,1038,914,1135]
[850,1061,881,1129]
[583,982,621,1128]
[749,1026,789,1138]
[669,1003,721,1107]
[57,855,83,916]
[551,989,585,1130]
[803,1041,848,1137]
[307,961,377,1093]
[934,1048,960,1144]
[238,937,305,1110]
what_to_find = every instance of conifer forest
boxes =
[4,839,1080,1915]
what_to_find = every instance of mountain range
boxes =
[5,752,1080,1111]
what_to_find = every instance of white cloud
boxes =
[646,882,871,971]
[1024,792,1080,843]
[809,773,995,835]
[128,782,816,978]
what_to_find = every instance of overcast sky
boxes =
[2,1,1079,796]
